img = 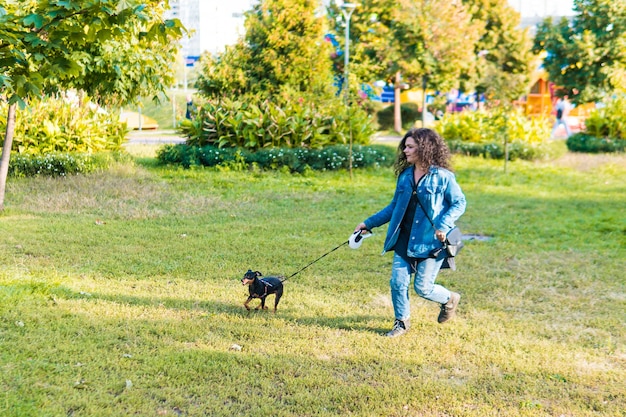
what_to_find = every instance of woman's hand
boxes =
[435,229,446,242]
[354,222,368,233]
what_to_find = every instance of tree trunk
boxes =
[422,75,428,128]
[393,71,402,133]
[0,103,17,211]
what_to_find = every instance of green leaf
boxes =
[23,81,42,97]
[116,0,135,14]
[96,29,112,41]
[55,1,78,9]
[24,33,47,47]
[8,94,27,109]
[50,57,81,78]
[69,31,85,43]
[23,14,45,30]
[0,58,19,68]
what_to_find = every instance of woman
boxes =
[355,128,466,337]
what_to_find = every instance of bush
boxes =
[583,97,626,140]
[566,97,626,153]
[376,103,421,131]
[446,140,547,160]
[436,107,552,160]
[566,133,626,153]
[178,96,375,151]
[0,97,127,155]
[156,144,395,173]
[7,152,123,177]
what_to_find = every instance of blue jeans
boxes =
[552,118,571,137]
[390,253,451,320]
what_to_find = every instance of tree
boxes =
[0,0,185,210]
[195,42,252,98]
[197,0,335,100]
[328,0,482,132]
[325,0,395,87]
[533,0,626,104]
[462,0,536,104]
[245,0,335,97]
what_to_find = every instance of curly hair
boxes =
[393,128,452,176]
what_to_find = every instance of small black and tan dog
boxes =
[241,269,284,312]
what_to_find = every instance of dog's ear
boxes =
[255,271,263,277]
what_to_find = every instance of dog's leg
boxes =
[256,296,268,310]
[273,290,283,313]
[244,297,253,311]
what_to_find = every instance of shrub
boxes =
[446,140,547,160]
[566,97,626,153]
[156,144,395,173]
[7,152,122,177]
[566,133,626,153]
[583,97,626,140]
[436,107,551,160]
[0,97,127,155]
[178,96,375,151]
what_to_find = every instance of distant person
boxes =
[354,128,466,337]
[552,95,572,138]
[185,94,195,119]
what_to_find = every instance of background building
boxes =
[200,1,252,55]
[509,0,574,18]
[170,0,575,56]
[166,0,202,64]
[509,0,575,32]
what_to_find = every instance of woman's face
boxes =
[403,137,420,166]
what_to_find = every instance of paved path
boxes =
[372,134,401,144]
[126,130,401,145]
[126,129,185,144]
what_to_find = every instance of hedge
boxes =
[6,152,124,177]
[566,133,626,153]
[156,144,396,173]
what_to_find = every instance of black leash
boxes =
[282,240,349,282]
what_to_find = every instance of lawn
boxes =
[0,146,624,416]
[120,90,193,131]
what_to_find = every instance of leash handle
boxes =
[283,240,349,281]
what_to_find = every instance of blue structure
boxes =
[379,86,395,103]
[324,33,346,95]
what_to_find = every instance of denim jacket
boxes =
[363,166,466,258]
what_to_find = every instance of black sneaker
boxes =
[385,319,409,337]
[438,292,460,323]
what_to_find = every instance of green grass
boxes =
[1,147,625,416]
[124,90,193,130]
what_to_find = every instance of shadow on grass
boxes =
[51,285,242,313]
[293,315,389,334]
[48,285,389,334]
